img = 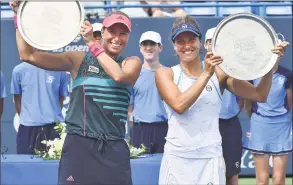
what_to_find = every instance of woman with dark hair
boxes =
[155,15,289,184]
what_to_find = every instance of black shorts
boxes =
[17,123,59,154]
[58,133,132,185]
[130,122,168,154]
[219,116,243,177]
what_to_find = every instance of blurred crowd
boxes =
[1,1,292,18]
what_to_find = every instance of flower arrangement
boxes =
[35,123,147,160]
[35,123,66,160]
[127,141,147,159]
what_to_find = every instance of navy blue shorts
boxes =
[58,133,132,185]
[130,122,168,154]
[17,123,59,154]
[219,116,243,177]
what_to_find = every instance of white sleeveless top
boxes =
[164,65,223,158]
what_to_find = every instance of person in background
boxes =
[204,27,244,185]
[140,0,186,17]
[128,31,168,153]
[244,48,292,185]
[0,71,7,120]
[11,63,69,154]
[92,22,103,44]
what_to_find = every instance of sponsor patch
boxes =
[206,85,212,92]
[88,66,99,74]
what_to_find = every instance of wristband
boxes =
[14,15,18,29]
[89,43,104,57]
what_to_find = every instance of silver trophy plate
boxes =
[212,13,279,80]
[17,2,84,51]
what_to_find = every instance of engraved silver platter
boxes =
[212,13,279,80]
[17,2,84,51]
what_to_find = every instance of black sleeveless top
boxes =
[65,52,132,140]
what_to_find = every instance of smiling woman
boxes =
[154,15,289,185]
[10,0,142,183]
[156,15,226,185]
[171,17,203,64]
[100,11,132,57]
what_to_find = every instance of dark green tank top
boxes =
[65,52,132,140]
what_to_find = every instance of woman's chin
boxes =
[106,48,122,57]
[181,57,195,63]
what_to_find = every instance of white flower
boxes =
[60,133,67,140]
[48,148,55,157]
[53,139,63,152]
[46,140,54,147]
[36,123,146,160]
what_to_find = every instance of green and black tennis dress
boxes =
[58,52,133,185]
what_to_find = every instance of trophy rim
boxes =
[17,1,85,51]
[211,13,279,81]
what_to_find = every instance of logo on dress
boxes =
[46,75,55,83]
[278,76,285,85]
[66,175,74,182]
[235,161,240,168]
[88,66,99,74]
[206,85,212,92]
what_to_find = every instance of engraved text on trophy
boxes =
[233,36,257,66]
[234,36,256,52]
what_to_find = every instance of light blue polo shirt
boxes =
[130,67,167,123]
[252,66,292,117]
[11,63,69,126]
[1,71,7,98]
[219,89,240,119]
